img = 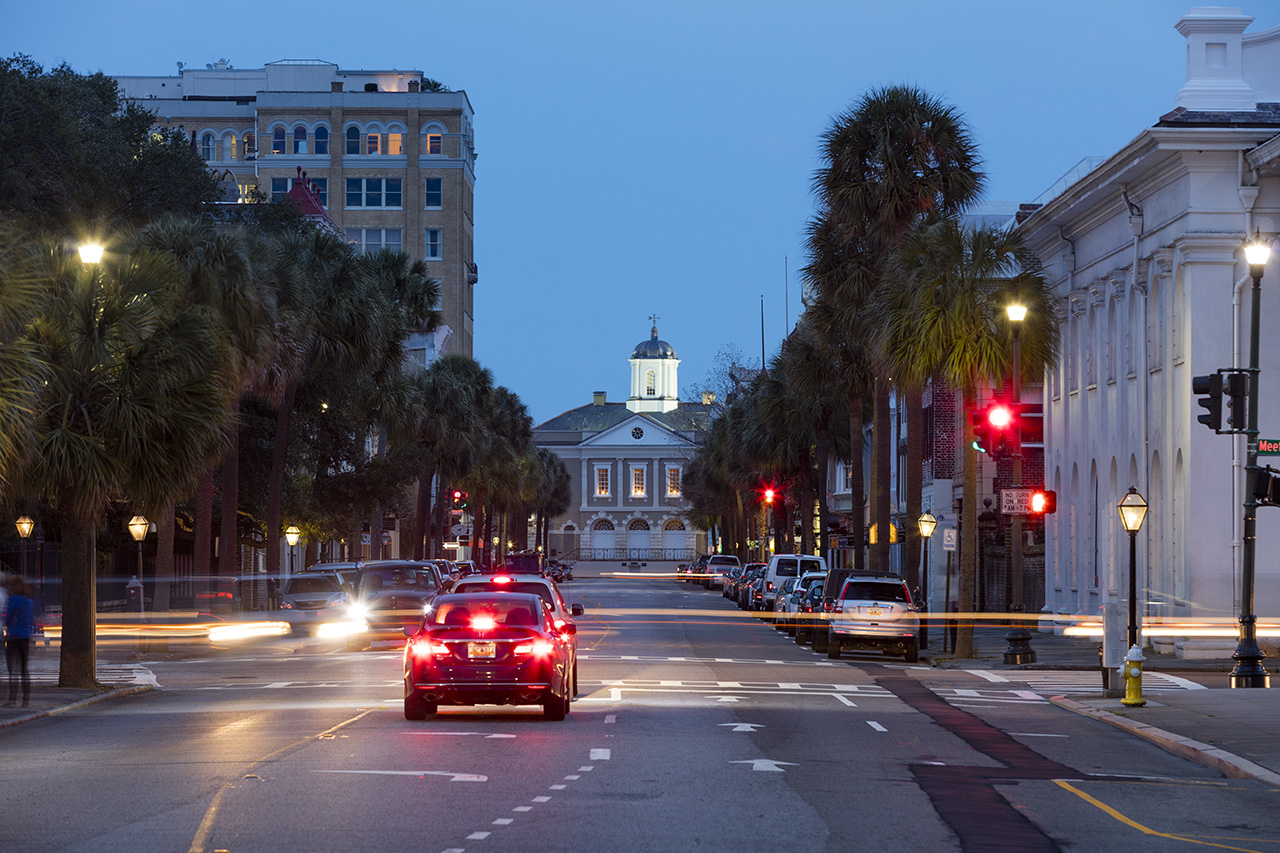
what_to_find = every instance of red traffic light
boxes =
[987,404,1013,429]
[1030,490,1057,514]
[763,488,775,503]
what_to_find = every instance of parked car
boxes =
[702,555,742,590]
[728,563,765,604]
[721,567,743,599]
[278,572,350,635]
[776,571,827,635]
[742,573,768,611]
[826,572,920,662]
[794,581,825,646]
[348,560,446,651]
[402,591,576,721]
[762,554,828,609]
[681,555,709,584]
[736,567,764,610]
[769,578,798,626]
[812,566,864,653]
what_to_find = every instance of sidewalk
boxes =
[926,625,1280,785]
[0,645,153,730]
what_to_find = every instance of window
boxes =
[425,228,442,259]
[645,370,656,396]
[293,126,307,154]
[594,466,611,497]
[272,127,285,155]
[271,177,289,203]
[225,133,238,161]
[631,466,646,498]
[387,132,402,155]
[314,126,329,155]
[346,126,361,155]
[346,228,403,254]
[365,133,381,155]
[200,133,214,160]
[425,177,442,209]
[426,133,442,155]
[345,177,402,208]
[243,133,256,159]
[309,177,327,207]
[666,466,681,497]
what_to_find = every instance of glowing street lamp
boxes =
[15,515,33,579]
[78,243,104,264]
[1117,488,1148,650]
[919,512,937,649]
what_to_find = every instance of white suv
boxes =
[826,573,920,662]
[761,554,827,621]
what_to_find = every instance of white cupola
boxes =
[627,321,679,413]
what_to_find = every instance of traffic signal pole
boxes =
[1004,319,1036,664]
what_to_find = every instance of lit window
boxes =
[345,228,403,254]
[293,126,307,154]
[345,178,402,208]
[243,133,256,159]
[426,134,442,155]
[645,370,656,396]
[314,126,329,155]
[201,133,214,160]
[346,126,361,155]
[425,229,442,259]
[226,133,238,161]
[237,182,255,203]
[667,467,681,498]
[388,132,403,155]
[272,127,285,155]
[595,466,611,497]
[425,177,442,208]
[366,133,381,155]
[631,467,646,498]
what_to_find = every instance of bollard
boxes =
[1121,644,1146,707]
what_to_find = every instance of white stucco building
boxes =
[1017,6,1280,655]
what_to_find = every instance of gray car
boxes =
[279,572,350,634]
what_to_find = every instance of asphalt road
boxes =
[3,578,1279,852]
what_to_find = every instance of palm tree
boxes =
[881,219,1058,657]
[0,221,50,494]
[16,241,233,686]
[814,85,985,575]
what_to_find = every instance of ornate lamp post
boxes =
[15,515,34,579]
[128,514,148,620]
[1233,235,1273,688]
[1003,302,1036,664]
[78,243,104,264]
[918,512,937,648]
[1117,487,1148,650]
[285,526,301,576]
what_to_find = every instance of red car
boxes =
[402,592,577,721]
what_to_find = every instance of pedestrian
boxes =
[4,576,35,707]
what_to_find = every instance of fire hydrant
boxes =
[1121,644,1146,707]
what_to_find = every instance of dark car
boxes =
[348,560,445,651]
[794,581,825,646]
[402,591,576,720]
[737,567,765,610]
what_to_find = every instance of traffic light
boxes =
[972,403,1018,458]
[1253,467,1277,505]
[971,407,991,454]
[763,487,775,504]
[1227,372,1249,430]
[1020,403,1044,445]
[450,490,468,510]
[1030,489,1057,515]
[1192,374,1223,431]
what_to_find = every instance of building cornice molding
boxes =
[1172,232,1247,264]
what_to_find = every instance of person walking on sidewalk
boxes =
[4,577,35,707]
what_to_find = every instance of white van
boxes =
[761,554,828,617]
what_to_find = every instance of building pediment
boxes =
[579,415,694,449]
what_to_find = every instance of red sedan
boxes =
[402,592,576,721]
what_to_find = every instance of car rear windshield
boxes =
[842,581,909,603]
[360,567,438,592]
[285,576,338,595]
[454,580,555,609]
[774,558,799,577]
[431,597,543,627]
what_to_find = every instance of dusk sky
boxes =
[4,1,1260,424]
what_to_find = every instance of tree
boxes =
[13,241,232,686]
[880,219,1058,657]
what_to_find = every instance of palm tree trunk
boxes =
[904,387,923,595]
[266,379,298,581]
[154,499,176,611]
[193,471,215,576]
[414,469,435,560]
[955,401,979,658]
[815,420,831,557]
[58,514,96,688]
[847,389,865,571]
[874,377,891,573]
[219,407,241,577]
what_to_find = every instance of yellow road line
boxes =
[188,708,378,853]
[1054,780,1271,852]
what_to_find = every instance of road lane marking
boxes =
[565,775,581,780]
[533,796,551,803]
[867,721,888,732]
[610,688,622,701]
[578,766,593,771]
[550,784,567,790]
[720,723,764,732]
[1054,780,1264,851]
[404,731,516,739]
[492,819,513,825]
[513,806,532,812]
[833,694,858,707]
[966,670,1011,682]
[730,759,797,772]
[590,748,611,760]
[466,832,491,840]
[605,714,617,723]
[314,770,487,782]
[1010,733,1069,738]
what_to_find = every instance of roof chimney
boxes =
[592,392,606,406]
[408,79,420,92]
[1175,7,1256,111]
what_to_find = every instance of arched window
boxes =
[662,518,684,531]
[224,132,238,161]
[314,126,329,155]
[201,133,214,161]
[645,369,656,396]
[272,127,285,155]
[592,519,614,531]
[292,126,307,154]
[346,126,361,155]
[628,519,650,531]
[243,132,255,158]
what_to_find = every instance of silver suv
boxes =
[702,555,741,590]
[826,573,920,662]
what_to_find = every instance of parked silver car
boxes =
[826,573,920,662]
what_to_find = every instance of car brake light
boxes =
[833,602,843,613]
[471,615,497,631]
[766,582,773,591]
[514,640,554,656]
[492,576,513,584]
[409,638,449,659]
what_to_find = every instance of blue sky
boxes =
[4,0,1255,424]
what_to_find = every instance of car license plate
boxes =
[468,642,496,659]
[867,607,883,616]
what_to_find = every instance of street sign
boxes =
[1259,438,1280,456]
[451,523,472,536]
[942,528,957,552]
[1001,488,1036,515]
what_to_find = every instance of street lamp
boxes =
[15,515,33,579]
[78,242,104,264]
[919,512,937,649]
[128,514,148,619]
[285,525,301,574]
[1234,234,1273,688]
[1003,301,1035,664]
[1117,487,1148,650]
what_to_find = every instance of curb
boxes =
[0,684,153,731]
[1049,695,1280,787]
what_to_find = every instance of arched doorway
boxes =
[590,519,615,558]
[626,518,651,554]
[662,518,686,556]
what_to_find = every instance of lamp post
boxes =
[1233,236,1273,688]
[1003,302,1036,664]
[15,515,33,579]
[1117,487,1148,649]
[285,526,301,574]
[919,512,937,649]
[128,514,148,619]
[78,242,104,264]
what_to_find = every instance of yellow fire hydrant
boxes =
[1121,644,1146,707]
